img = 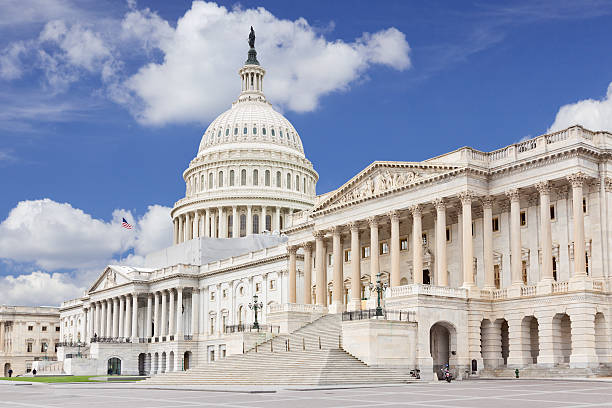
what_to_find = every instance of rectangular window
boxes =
[27,342,33,352]
[210,292,215,301]
[422,233,428,246]
[222,289,227,298]
[41,342,48,353]
[41,326,47,332]
[471,222,475,236]
[522,260,528,284]
[270,279,277,290]
[361,246,370,259]
[344,249,351,262]
[328,253,333,266]
[583,197,587,213]
[55,327,60,332]
[552,257,557,281]
[494,265,500,289]
[520,211,527,227]
[255,283,261,292]
[446,226,451,242]
[550,204,556,220]
[400,237,408,251]
[492,217,500,232]
[379,241,389,255]
[28,326,33,331]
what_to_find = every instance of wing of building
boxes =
[57,31,612,382]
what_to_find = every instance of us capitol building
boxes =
[57,30,612,383]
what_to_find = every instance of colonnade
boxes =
[173,205,290,244]
[287,174,591,309]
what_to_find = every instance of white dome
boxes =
[198,99,304,156]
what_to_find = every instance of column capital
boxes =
[605,177,612,193]
[302,241,313,251]
[481,195,494,209]
[535,180,551,195]
[367,216,378,227]
[313,230,326,239]
[409,204,422,216]
[287,245,298,255]
[433,198,446,211]
[329,225,342,236]
[458,190,475,205]
[347,221,359,232]
[505,188,520,202]
[567,172,588,187]
[388,210,400,221]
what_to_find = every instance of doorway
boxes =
[107,358,121,375]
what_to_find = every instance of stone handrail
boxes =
[389,284,467,299]
[268,303,328,314]
[492,289,507,300]
[552,281,569,293]
[520,285,537,297]
[593,281,604,291]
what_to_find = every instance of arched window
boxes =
[218,171,223,187]
[276,171,282,187]
[240,214,247,237]
[253,127,257,135]
[243,127,247,135]
[262,127,266,136]
[295,175,299,191]
[225,128,229,136]
[253,215,259,234]
[253,169,258,186]
[303,177,306,193]
[234,127,238,135]
[227,215,233,237]
[280,130,283,138]
[229,170,235,186]
[201,175,205,191]
[265,170,270,186]
[241,169,247,186]
[265,215,271,231]
[271,129,275,137]
[217,130,221,138]
[286,173,291,190]
[208,173,213,189]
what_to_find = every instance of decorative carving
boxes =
[567,172,588,188]
[287,246,298,255]
[103,270,117,289]
[312,230,326,239]
[433,198,446,211]
[505,188,520,202]
[367,216,378,227]
[459,191,474,205]
[481,196,494,209]
[302,242,312,251]
[329,225,342,236]
[535,181,550,195]
[338,170,420,204]
[388,210,400,222]
[527,193,539,207]
[409,205,422,216]
[606,177,612,193]
[347,221,359,232]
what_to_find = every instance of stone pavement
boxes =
[1,380,612,407]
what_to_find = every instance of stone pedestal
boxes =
[341,319,417,368]
[225,332,272,356]
[266,304,327,334]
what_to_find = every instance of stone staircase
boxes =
[143,314,413,385]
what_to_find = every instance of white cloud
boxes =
[0,199,172,270]
[120,2,411,124]
[549,82,612,133]
[0,41,27,80]
[0,271,84,307]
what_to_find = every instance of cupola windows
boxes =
[265,170,270,186]
[253,169,259,186]
[243,127,247,135]
[276,171,282,188]
[229,170,235,186]
[286,173,291,190]
[225,128,229,136]
[253,127,257,135]
[218,171,224,187]
[262,127,266,136]
[208,173,213,189]
[234,127,238,135]
[241,169,247,186]
[271,129,275,137]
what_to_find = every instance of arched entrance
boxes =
[595,313,608,364]
[522,316,539,364]
[169,351,175,372]
[3,363,11,377]
[430,322,456,379]
[161,352,167,373]
[184,351,192,370]
[553,313,572,364]
[138,353,146,376]
[107,358,121,375]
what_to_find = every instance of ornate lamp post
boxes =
[369,273,387,317]
[248,294,264,330]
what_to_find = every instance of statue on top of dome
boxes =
[248,26,256,49]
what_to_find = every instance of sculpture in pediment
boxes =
[103,270,117,288]
[338,170,420,205]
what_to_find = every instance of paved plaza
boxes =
[1,380,612,408]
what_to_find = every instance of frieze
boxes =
[338,170,421,205]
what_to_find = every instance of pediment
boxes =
[88,266,132,293]
[314,161,461,212]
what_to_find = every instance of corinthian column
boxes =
[185,212,192,241]
[303,243,313,304]
[411,206,423,285]
[288,246,297,303]
[178,215,184,244]
[506,189,523,286]
[246,205,253,235]
[331,227,344,313]
[118,296,125,338]
[536,182,554,282]
[112,298,119,338]
[173,218,179,245]
[460,191,475,288]
[434,198,448,287]
[389,211,401,286]
[314,231,327,306]
[232,206,238,238]
[368,217,379,285]
[131,294,138,339]
[482,196,495,289]
[568,173,588,277]
[348,222,361,311]
[205,208,211,238]
[193,211,200,239]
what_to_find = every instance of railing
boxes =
[56,341,86,347]
[516,138,538,153]
[546,128,571,144]
[90,337,131,344]
[268,303,328,314]
[341,308,416,322]
[593,281,604,291]
[520,285,537,297]
[138,338,151,343]
[224,324,281,334]
[552,281,568,293]
[389,283,468,299]
[492,289,507,300]
[184,335,193,341]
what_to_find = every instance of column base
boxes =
[328,302,346,314]
[507,284,523,298]
[347,299,362,312]
[537,279,554,294]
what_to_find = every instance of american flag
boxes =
[121,218,133,230]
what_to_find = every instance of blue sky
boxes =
[1,0,612,305]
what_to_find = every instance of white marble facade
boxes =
[60,39,612,378]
